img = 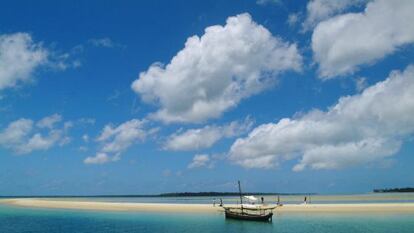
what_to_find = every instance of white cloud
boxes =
[188,154,211,169]
[51,52,82,70]
[0,32,81,92]
[0,114,70,154]
[132,13,302,123]
[256,0,282,6]
[164,118,253,151]
[303,0,366,31]
[84,153,113,164]
[82,134,89,143]
[59,136,71,146]
[84,119,152,164]
[0,33,48,90]
[229,65,414,171]
[63,121,73,131]
[78,118,96,125]
[0,119,33,147]
[312,0,414,78]
[354,77,367,92]
[36,114,62,129]
[22,132,62,154]
[287,13,300,27]
[88,38,117,48]
[79,146,88,152]
[97,119,147,153]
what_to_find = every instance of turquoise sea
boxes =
[1,203,414,233]
[18,192,414,205]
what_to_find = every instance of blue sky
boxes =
[1,0,414,195]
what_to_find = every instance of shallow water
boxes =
[1,204,414,233]
[23,192,414,205]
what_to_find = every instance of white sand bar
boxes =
[2,199,414,213]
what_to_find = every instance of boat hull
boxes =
[225,210,273,222]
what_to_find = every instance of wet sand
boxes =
[2,198,414,213]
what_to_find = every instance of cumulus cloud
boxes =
[303,0,366,31]
[312,0,414,78]
[84,153,113,164]
[0,33,48,90]
[132,13,302,123]
[0,32,80,91]
[188,154,212,169]
[0,114,71,154]
[84,119,153,164]
[36,114,62,129]
[229,65,414,171]
[164,117,253,151]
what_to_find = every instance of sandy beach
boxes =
[2,198,414,213]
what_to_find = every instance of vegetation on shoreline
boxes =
[374,187,414,193]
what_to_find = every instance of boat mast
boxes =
[238,180,243,213]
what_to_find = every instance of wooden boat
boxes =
[222,181,276,222]
[223,206,274,222]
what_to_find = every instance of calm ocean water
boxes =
[25,192,414,205]
[1,204,414,233]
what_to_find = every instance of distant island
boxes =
[158,192,314,197]
[0,192,315,198]
[374,187,414,193]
